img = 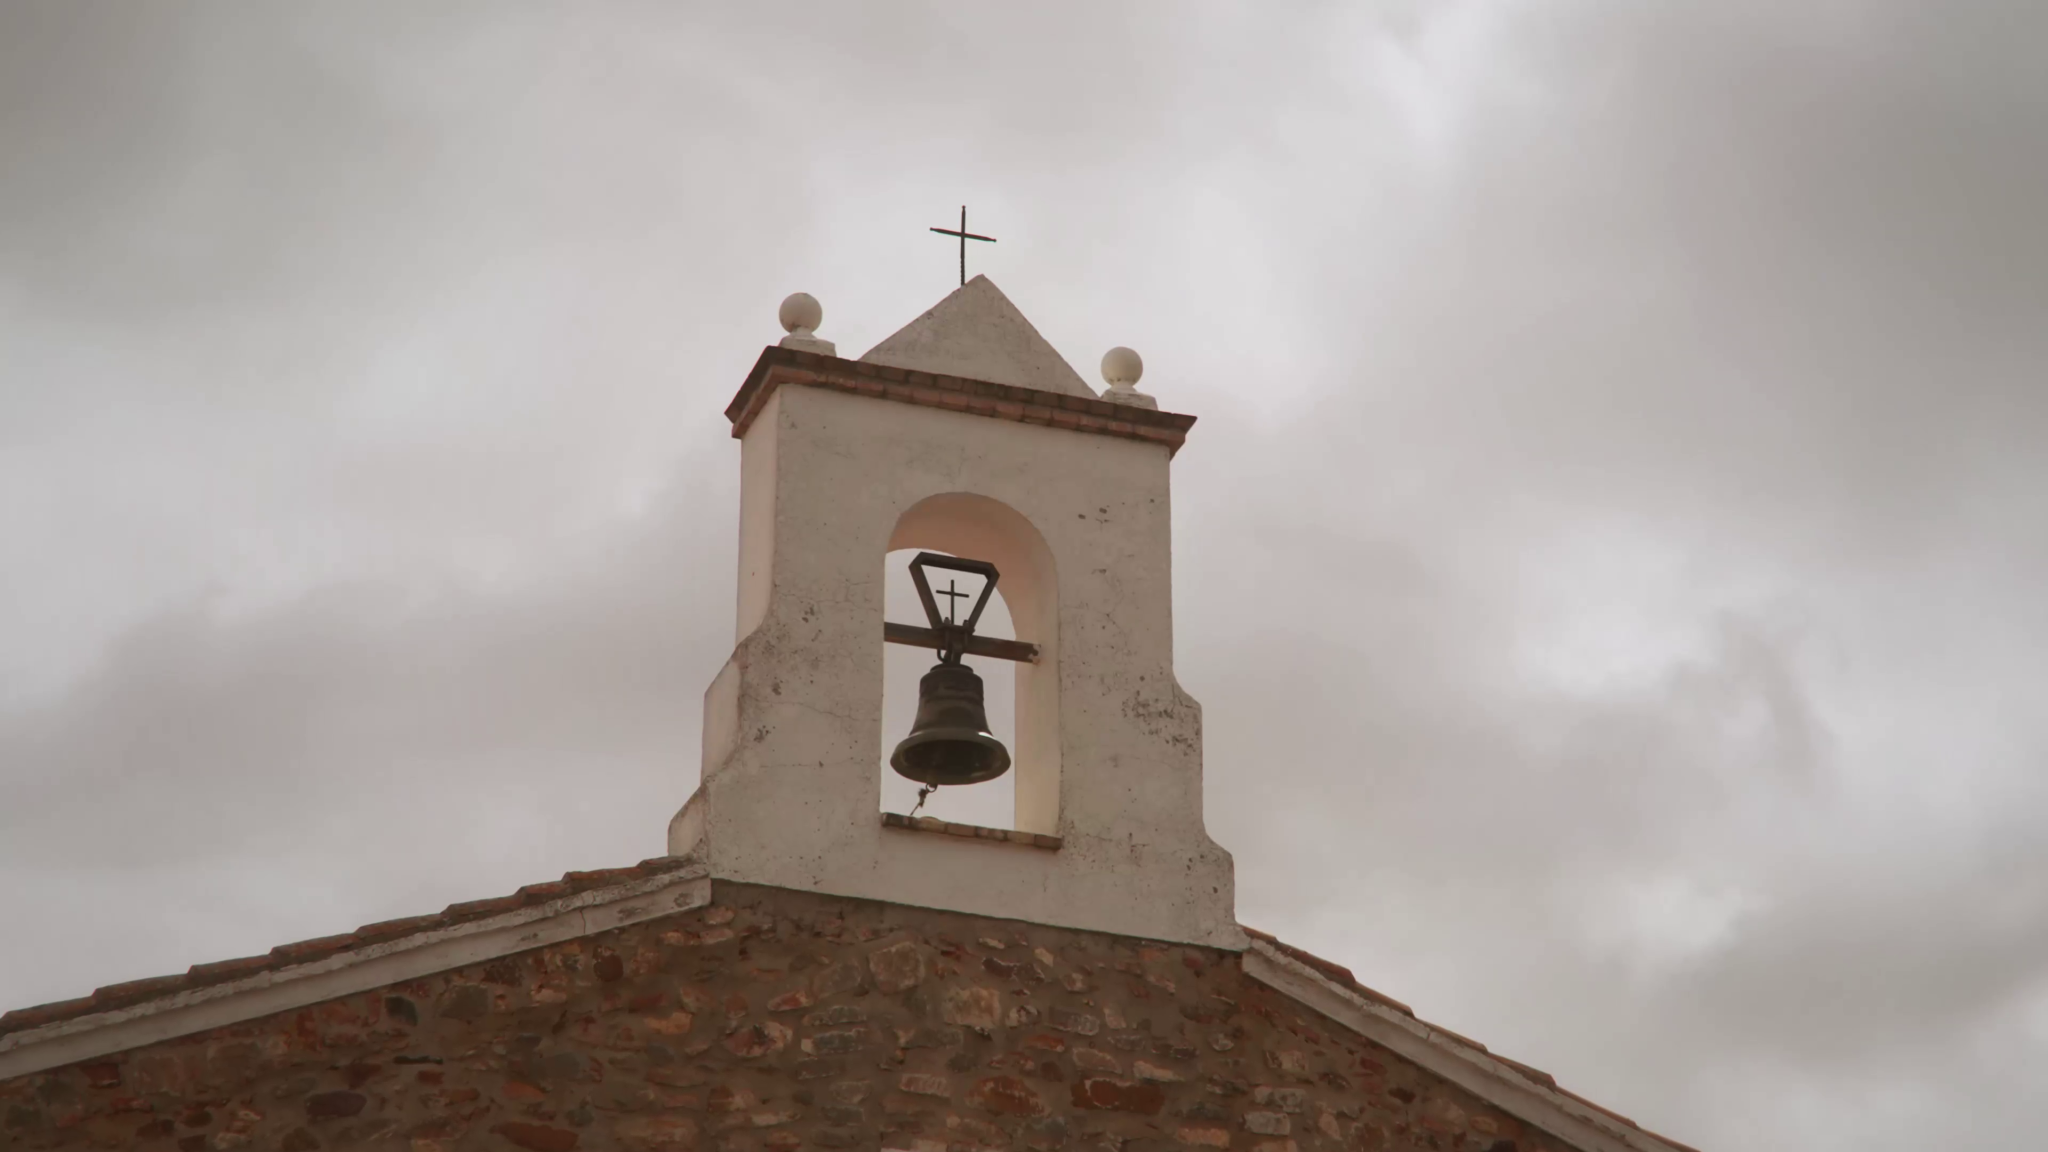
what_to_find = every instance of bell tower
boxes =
[670,277,1241,949]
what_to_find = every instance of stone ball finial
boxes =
[779,292,823,336]
[1101,346,1143,391]
[776,292,835,355]
[1099,346,1156,409]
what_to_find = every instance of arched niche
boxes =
[886,492,1061,835]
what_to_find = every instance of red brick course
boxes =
[723,347,1199,456]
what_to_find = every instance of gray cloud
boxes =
[4,3,2045,1150]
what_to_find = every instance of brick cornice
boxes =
[726,347,1198,455]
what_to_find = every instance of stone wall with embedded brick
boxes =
[1,883,1583,1151]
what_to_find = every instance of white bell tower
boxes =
[669,276,1242,949]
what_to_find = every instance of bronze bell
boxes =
[886,552,1013,789]
[889,661,1011,786]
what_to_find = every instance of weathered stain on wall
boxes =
[0,884,1571,1151]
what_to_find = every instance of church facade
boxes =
[0,281,1695,1152]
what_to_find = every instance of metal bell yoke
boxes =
[887,553,1012,787]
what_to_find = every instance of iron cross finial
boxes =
[929,206,996,287]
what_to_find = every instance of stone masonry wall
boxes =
[1,883,1580,1152]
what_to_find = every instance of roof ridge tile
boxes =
[268,934,359,964]
[441,894,525,919]
[185,955,273,985]
[0,996,94,1032]
[87,976,187,1012]
[353,914,442,943]
[562,867,640,887]
[514,881,575,902]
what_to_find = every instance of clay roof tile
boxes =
[562,867,641,887]
[0,996,96,1032]
[514,881,575,903]
[90,975,190,1008]
[268,934,360,965]
[185,955,275,985]
[353,914,444,943]
[441,894,525,919]
[1244,924,1700,1152]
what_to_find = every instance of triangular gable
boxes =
[860,275,1096,398]
[0,874,1697,1152]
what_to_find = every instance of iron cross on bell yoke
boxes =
[929,206,995,287]
[883,553,1041,810]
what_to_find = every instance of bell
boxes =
[890,660,1012,787]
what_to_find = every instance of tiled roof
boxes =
[2,863,1693,1152]
[0,856,697,1039]
[1240,927,1700,1152]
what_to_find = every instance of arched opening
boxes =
[880,493,1060,835]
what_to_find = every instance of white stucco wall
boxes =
[669,381,1242,949]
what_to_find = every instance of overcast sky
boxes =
[4,3,2045,1149]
